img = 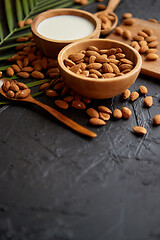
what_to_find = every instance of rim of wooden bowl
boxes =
[31,8,101,44]
[58,38,142,83]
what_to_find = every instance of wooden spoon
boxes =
[95,0,121,35]
[0,80,97,138]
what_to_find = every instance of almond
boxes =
[16,36,29,42]
[89,73,98,78]
[71,100,86,109]
[146,53,158,61]
[87,46,99,51]
[103,63,113,73]
[17,60,23,69]
[18,20,25,28]
[121,107,132,118]
[41,57,48,70]
[34,63,42,71]
[39,82,49,91]
[86,50,100,58]
[147,49,157,54]
[45,89,58,97]
[81,97,91,104]
[11,64,21,73]
[17,82,28,89]
[54,100,69,109]
[122,18,135,25]
[133,35,144,41]
[120,58,133,65]
[87,63,102,70]
[130,91,139,101]
[2,81,11,92]
[24,18,32,25]
[153,115,160,125]
[122,12,133,19]
[96,106,111,116]
[99,112,110,121]
[132,126,147,135]
[10,82,19,92]
[23,57,29,67]
[31,71,44,79]
[64,96,74,103]
[114,27,123,35]
[70,65,81,73]
[142,28,153,36]
[145,35,157,42]
[18,72,29,78]
[6,67,14,76]
[148,41,158,48]
[18,88,31,98]
[102,73,115,78]
[138,31,148,38]
[86,108,99,118]
[144,96,153,107]
[139,86,148,94]
[119,64,133,71]
[69,53,85,62]
[122,89,131,99]
[89,118,106,126]
[6,90,15,98]
[22,66,34,72]
[113,109,122,119]
[89,69,102,77]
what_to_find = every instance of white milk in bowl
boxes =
[37,15,95,41]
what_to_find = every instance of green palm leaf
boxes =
[22,0,30,16]
[16,0,23,22]
[5,0,14,32]
[0,21,4,41]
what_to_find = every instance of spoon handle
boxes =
[105,0,121,13]
[31,98,97,138]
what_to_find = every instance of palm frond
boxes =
[22,0,30,17]
[0,21,4,41]
[5,0,14,32]
[16,0,23,22]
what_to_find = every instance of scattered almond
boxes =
[132,126,147,135]
[144,96,153,107]
[130,91,139,101]
[153,115,160,125]
[89,118,106,126]
[113,109,122,119]
[6,67,14,77]
[31,71,44,79]
[99,112,110,121]
[122,89,131,99]
[139,86,148,94]
[146,53,158,61]
[97,106,112,114]
[17,72,30,78]
[86,108,99,118]
[121,107,132,118]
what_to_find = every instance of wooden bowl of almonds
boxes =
[58,39,142,99]
[31,8,101,58]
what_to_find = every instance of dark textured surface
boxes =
[1,0,160,239]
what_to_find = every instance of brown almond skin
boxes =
[97,106,112,114]
[142,28,153,36]
[45,89,58,97]
[139,86,148,94]
[18,20,25,28]
[6,90,15,98]
[130,91,139,101]
[54,100,69,109]
[22,67,34,72]
[121,107,132,118]
[122,12,133,19]
[146,53,158,61]
[2,81,11,92]
[69,53,85,62]
[39,82,49,91]
[87,63,102,70]
[132,126,147,135]
[31,71,44,79]
[113,109,122,119]
[144,96,153,107]
[122,89,131,99]
[86,108,99,118]
[89,118,106,126]
[10,83,19,92]
[6,67,14,77]
[114,27,123,35]
[11,64,21,73]
[17,72,30,78]
[122,30,132,40]
[18,89,31,99]
[71,100,86,109]
[16,82,28,90]
[153,115,160,125]
[64,96,74,103]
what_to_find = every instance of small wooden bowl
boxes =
[31,8,101,58]
[58,39,142,99]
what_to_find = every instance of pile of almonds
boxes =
[114,13,159,61]
[5,34,59,80]
[2,80,30,99]
[64,46,134,79]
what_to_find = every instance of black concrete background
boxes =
[0,0,160,239]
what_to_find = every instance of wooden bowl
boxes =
[31,8,101,58]
[58,39,142,99]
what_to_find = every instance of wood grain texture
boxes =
[107,18,160,79]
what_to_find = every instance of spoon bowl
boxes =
[0,79,97,138]
[95,0,121,35]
